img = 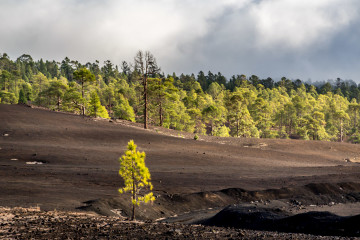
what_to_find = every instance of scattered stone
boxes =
[26,161,43,165]
[1,206,351,240]
[290,199,302,206]
[345,158,351,163]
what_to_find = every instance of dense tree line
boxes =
[1,52,360,143]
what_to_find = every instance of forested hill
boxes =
[1,51,360,143]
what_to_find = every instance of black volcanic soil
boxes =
[2,207,351,240]
[1,104,360,238]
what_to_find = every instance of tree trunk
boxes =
[355,110,358,129]
[236,119,239,137]
[144,75,148,129]
[131,171,136,221]
[131,202,135,221]
[340,119,343,142]
[81,81,85,116]
[39,78,43,106]
[109,98,112,118]
[159,101,163,126]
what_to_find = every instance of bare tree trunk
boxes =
[131,202,135,221]
[81,81,85,116]
[134,50,159,130]
[131,171,136,220]
[144,75,148,129]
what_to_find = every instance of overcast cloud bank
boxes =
[0,0,359,81]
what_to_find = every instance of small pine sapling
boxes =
[118,140,155,220]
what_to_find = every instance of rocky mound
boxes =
[79,182,360,220]
[200,205,360,237]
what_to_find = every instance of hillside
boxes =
[1,104,360,237]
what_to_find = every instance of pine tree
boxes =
[46,80,68,110]
[88,91,109,118]
[73,68,96,115]
[114,94,135,122]
[148,77,177,126]
[133,50,160,129]
[18,89,27,104]
[118,140,155,220]
[63,87,84,114]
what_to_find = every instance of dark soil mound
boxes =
[278,211,360,236]
[199,205,289,229]
[79,182,360,222]
[201,205,360,237]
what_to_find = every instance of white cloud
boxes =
[250,0,359,51]
[0,0,359,81]
[0,0,250,64]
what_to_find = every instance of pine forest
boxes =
[1,51,360,143]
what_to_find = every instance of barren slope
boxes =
[0,104,360,212]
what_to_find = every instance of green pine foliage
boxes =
[18,89,27,104]
[118,140,155,220]
[114,95,135,122]
[2,52,360,143]
[0,90,17,104]
[88,90,109,118]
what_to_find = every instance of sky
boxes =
[0,0,359,82]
